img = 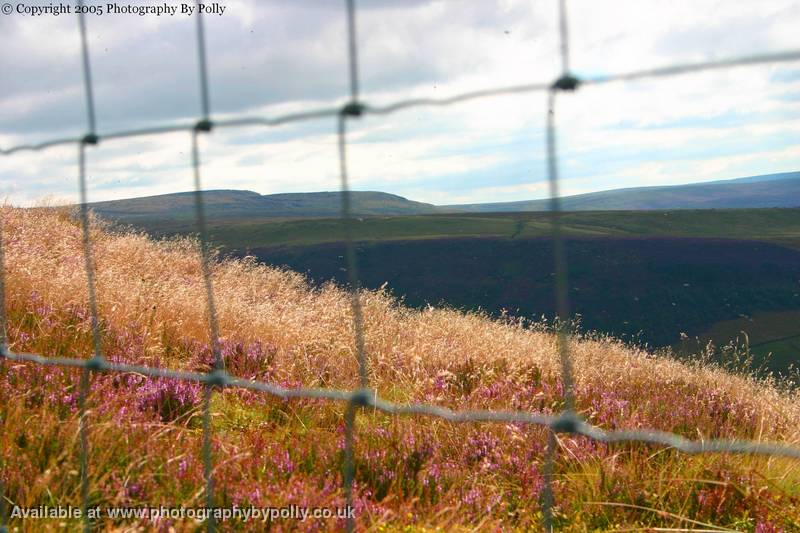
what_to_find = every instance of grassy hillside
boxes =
[2,206,800,530]
[116,208,800,373]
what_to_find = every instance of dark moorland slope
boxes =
[248,236,800,372]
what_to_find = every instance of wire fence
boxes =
[1,0,800,531]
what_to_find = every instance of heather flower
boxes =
[273,448,295,476]
[177,457,191,478]
[755,521,784,533]
[423,463,442,488]
[462,488,481,506]
[466,432,500,467]
[136,377,202,422]
[125,482,144,500]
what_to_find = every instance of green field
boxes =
[148,208,800,250]
[688,310,800,373]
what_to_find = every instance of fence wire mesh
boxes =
[1,1,800,531]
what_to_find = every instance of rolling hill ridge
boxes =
[87,170,800,223]
[443,171,800,212]
[88,190,438,222]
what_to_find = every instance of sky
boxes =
[1,0,799,206]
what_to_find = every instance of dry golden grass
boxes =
[3,204,800,531]
[4,205,798,429]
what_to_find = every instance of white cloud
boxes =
[1,0,799,207]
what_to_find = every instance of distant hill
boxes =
[443,171,800,212]
[89,190,438,224]
[88,171,800,224]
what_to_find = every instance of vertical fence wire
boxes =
[77,148,103,364]
[338,113,366,531]
[557,0,571,74]
[540,429,559,530]
[544,90,576,411]
[192,130,221,533]
[195,0,211,121]
[76,4,102,530]
[339,0,366,530]
[341,0,368,388]
[77,1,96,135]
[540,0,577,527]
[189,4,222,530]
[201,381,216,532]
[77,144,100,533]
[345,0,361,102]
[342,401,358,531]
[337,115,369,389]
[76,364,92,532]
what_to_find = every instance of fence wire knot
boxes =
[341,101,365,117]
[81,133,99,145]
[206,369,229,387]
[84,356,105,371]
[552,74,580,91]
[195,119,214,132]
[549,410,582,434]
[349,387,373,407]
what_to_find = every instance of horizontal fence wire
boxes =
[1,1,800,532]
[4,48,800,156]
[4,346,800,460]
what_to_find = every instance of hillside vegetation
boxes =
[2,206,800,531]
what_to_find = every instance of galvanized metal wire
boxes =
[77,1,102,527]
[541,1,576,524]
[339,3,368,529]
[1,1,800,532]
[191,0,224,528]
